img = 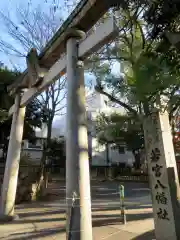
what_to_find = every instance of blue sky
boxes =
[0,0,121,126]
[0,0,119,74]
[0,0,78,68]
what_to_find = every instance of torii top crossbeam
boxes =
[8,0,121,94]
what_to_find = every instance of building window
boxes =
[28,140,42,150]
[111,144,125,154]
[118,146,125,154]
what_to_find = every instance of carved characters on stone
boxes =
[155,180,166,189]
[151,148,161,162]
[157,208,170,221]
[155,192,168,205]
[152,164,163,177]
[146,111,173,226]
[151,112,159,141]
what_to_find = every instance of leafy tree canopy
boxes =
[0,65,45,156]
[95,112,144,152]
[87,4,180,119]
[46,137,66,168]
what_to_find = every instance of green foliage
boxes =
[24,99,45,141]
[95,112,144,152]
[143,0,180,39]
[46,137,66,168]
[20,152,33,166]
[130,53,180,102]
[0,110,8,123]
[0,65,45,160]
[88,5,180,117]
[0,67,19,122]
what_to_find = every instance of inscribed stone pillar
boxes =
[144,109,180,240]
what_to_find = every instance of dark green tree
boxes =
[0,65,44,160]
[95,112,144,168]
[46,137,66,172]
[85,5,180,120]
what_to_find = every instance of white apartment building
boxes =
[85,90,135,167]
[21,90,135,167]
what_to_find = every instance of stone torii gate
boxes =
[1,0,180,239]
[0,0,120,237]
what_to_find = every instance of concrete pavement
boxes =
[0,181,155,239]
[0,204,155,239]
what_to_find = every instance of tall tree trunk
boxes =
[44,117,53,188]
[36,117,53,194]
[106,143,110,166]
[132,150,141,170]
[141,101,150,171]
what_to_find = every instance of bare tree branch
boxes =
[55,104,67,113]
[95,86,138,116]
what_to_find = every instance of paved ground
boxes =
[0,181,155,239]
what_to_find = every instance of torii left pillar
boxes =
[0,90,26,220]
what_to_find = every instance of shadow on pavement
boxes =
[127,212,153,221]
[15,204,58,210]
[2,211,152,227]
[2,227,65,240]
[18,209,65,218]
[92,205,152,212]
[92,217,123,227]
[92,212,152,227]
[126,205,151,210]
[12,205,153,227]
[4,216,66,224]
[131,230,155,240]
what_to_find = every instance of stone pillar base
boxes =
[0,214,19,223]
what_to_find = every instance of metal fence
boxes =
[90,166,149,182]
[0,163,149,182]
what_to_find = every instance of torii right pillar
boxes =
[144,109,180,240]
[65,30,92,240]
